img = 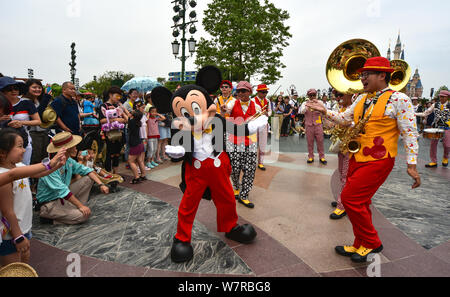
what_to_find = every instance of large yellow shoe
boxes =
[234,189,240,200]
[335,245,358,257]
[351,245,384,263]
[330,208,347,220]
[238,197,255,209]
[443,158,449,167]
[425,162,438,168]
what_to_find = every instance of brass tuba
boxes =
[389,59,411,92]
[326,39,379,154]
[326,39,412,154]
[326,39,381,94]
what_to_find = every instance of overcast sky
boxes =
[1,0,449,97]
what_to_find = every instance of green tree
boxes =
[195,0,291,84]
[164,80,196,93]
[83,71,134,97]
[51,83,62,97]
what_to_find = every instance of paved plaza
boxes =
[29,134,450,277]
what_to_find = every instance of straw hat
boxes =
[0,263,38,277]
[47,132,82,153]
[40,107,58,129]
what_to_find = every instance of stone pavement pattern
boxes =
[29,135,450,277]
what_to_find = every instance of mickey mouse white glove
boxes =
[165,145,186,159]
[248,115,268,134]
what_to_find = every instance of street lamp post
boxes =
[171,0,198,84]
[69,42,77,84]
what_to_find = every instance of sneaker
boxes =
[330,208,347,220]
[238,197,255,209]
[351,245,384,263]
[443,158,448,167]
[335,245,358,257]
[258,164,266,171]
[146,162,155,169]
[307,158,314,164]
[320,158,328,165]
[425,162,438,168]
[151,161,159,167]
[145,167,152,171]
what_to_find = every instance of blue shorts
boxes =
[0,232,32,256]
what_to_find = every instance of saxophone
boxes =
[339,105,374,154]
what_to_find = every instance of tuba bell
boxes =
[389,59,411,92]
[326,39,381,94]
[326,39,380,154]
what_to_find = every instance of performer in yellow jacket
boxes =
[307,57,421,263]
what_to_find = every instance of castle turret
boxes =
[387,41,391,61]
[394,32,402,60]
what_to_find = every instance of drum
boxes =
[423,128,445,139]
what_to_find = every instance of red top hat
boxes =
[256,84,269,92]
[357,57,395,73]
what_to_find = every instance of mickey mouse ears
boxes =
[150,66,222,114]
[196,66,222,94]
[150,86,173,114]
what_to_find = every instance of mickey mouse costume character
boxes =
[150,66,268,263]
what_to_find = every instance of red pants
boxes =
[341,156,395,249]
[176,153,238,243]
[306,125,325,160]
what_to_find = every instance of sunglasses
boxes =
[2,85,20,92]
[221,85,230,89]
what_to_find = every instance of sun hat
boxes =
[0,262,38,277]
[40,107,58,129]
[0,77,26,93]
[47,132,82,153]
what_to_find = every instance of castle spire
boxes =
[401,44,405,60]
[387,40,391,61]
[394,31,402,60]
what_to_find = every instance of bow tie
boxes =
[240,101,250,106]
[192,126,213,140]
[367,92,377,99]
